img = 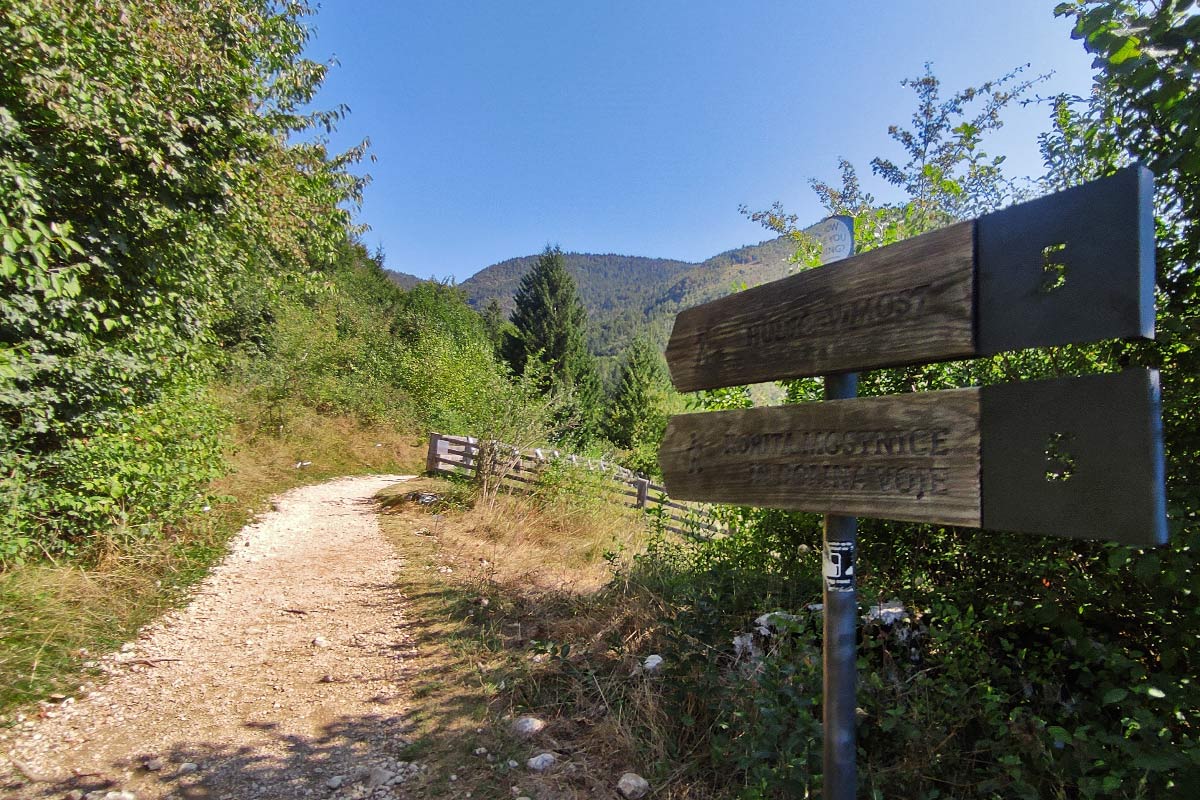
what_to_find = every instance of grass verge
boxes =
[373,476,705,800]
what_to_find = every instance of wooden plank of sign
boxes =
[665,222,976,392]
[665,168,1155,392]
[659,389,981,526]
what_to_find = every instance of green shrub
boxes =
[614,508,1200,798]
[1,376,226,564]
[0,0,363,563]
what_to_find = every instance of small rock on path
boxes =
[526,753,557,772]
[510,716,546,738]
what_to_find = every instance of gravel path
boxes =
[0,474,425,800]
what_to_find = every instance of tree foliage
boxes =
[502,246,602,440]
[602,335,675,474]
[0,0,365,563]
[872,63,1042,224]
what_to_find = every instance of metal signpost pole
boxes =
[822,371,858,800]
[815,216,859,799]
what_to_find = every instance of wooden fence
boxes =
[425,433,724,539]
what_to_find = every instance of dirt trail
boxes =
[1,474,428,800]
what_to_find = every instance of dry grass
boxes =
[439,494,647,593]
[0,393,426,713]
[211,384,426,503]
[374,477,714,800]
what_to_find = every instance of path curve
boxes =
[1,474,424,800]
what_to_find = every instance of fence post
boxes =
[426,433,442,474]
[635,477,650,509]
[463,436,477,477]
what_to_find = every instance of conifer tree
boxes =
[502,246,601,439]
[479,298,510,354]
[603,336,669,450]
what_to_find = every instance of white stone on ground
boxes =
[511,716,546,737]
[864,598,909,625]
[526,752,557,771]
[732,632,762,660]
[617,772,651,799]
[755,611,801,635]
[367,766,395,788]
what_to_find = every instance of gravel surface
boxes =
[0,474,426,800]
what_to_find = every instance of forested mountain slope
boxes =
[384,269,426,290]
[461,236,800,356]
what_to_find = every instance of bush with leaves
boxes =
[0,0,365,563]
[226,240,535,447]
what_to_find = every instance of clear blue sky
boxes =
[305,1,1097,281]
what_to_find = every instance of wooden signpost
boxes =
[658,166,1168,800]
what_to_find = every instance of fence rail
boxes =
[425,433,724,539]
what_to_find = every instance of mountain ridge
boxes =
[383,235,805,365]
[459,236,802,359]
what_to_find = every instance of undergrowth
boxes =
[379,473,1198,799]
